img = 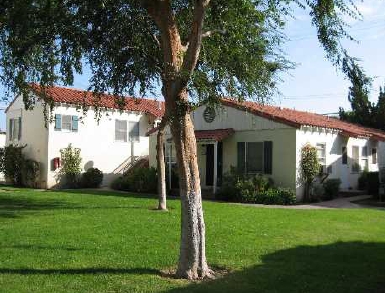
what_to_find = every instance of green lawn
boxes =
[0,187,384,293]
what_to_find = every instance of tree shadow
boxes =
[0,194,146,219]
[0,267,160,275]
[163,241,385,293]
[0,195,77,219]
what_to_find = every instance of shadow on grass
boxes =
[0,267,160,275]
[0,195,77,219]
[61,188,181,201]
[163,241,385,293]
[0,193,147,219]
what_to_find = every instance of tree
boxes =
[0,0,360,279]
[156,118,167,211]
[339,58,374,127]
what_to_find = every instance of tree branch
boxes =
[179,0,211,86]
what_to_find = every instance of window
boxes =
[372,148,377,164]
[129,121,140,142]
[352,146,360,173]
[247,142,264,173]
[316,143,326,173]
[342,146,347,165]
[9,117,21,141]
[62,115,72,131]
[115,120,128,142]
[361,146,368,171]
[54,114,79,132]
[237,141,273,174]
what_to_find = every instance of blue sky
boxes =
[0,0,384,129]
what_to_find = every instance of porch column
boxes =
[168,143,172,189]
[213,141,218,194]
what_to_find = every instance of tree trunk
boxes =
[167,97,212,279]
[156,120,167,211]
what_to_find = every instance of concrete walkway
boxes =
[239,195,373,210]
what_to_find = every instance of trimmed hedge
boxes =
[80,168,103,188]
[323,179,341,200]
[111,167,157,194]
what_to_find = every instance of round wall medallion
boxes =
[203,107,216,123]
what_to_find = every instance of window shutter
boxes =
[18,117,22,140]
[72,116,79,131]
[9,119,13,140]
[264,141,273,174]
[237,142,245,173]
[55,114,62,130]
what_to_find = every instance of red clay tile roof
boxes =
[29,84,165,118]
[195,128,235,141]
[221,99,385,141]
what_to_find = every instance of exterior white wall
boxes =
[150,105,298,192]
[192,105,293,131]
[295,127,380,200]
[6,96,49,186]
[6,94,155,188]
[47,104,153,187]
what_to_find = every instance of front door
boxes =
[205,144,214,186]
[340,146,349,189]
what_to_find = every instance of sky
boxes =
[0,0,384,129]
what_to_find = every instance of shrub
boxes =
[216,166,245,201]
[357,171,379,196]
[60,144,82,188]
[367,172,379,196]
[323,179,341,200]
[22,159,41,188]
[111,167,157,194]
[300,144,321,202]
[80,168,103,188]
[358,170,368,190]
[1,145,25,186]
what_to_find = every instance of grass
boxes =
[0,187,384,293]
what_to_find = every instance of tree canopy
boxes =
[1,0,360,109]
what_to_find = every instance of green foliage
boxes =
[358,171,379,196]
[339,61,385,131]
[358,170,368,191]
[218,168,294,205]
[323,179,341,200]
[0,145,40,187]
[60,144,82,188]
[0,0,360,110]
[0,145,25,186]
[22,159,41,188]
[111,167,157,194]
[80,168,103,188]
[300,144,320,202]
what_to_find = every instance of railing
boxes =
[113,155,149,174]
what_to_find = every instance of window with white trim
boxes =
[361,146,368,171]
[9,117,21,141]
[352,146,360,173]
[316,143,326,173]
[115,120,128,142]
[129,121,140,142]
[372,148,377,164]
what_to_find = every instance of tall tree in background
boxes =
[0,0,360,279]
[374,85,385,130]
[339,58,374,127]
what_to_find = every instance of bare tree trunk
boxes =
[157,119,167,210]
[143,0,212,280]
[167,95,212,280]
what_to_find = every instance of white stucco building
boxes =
[148,99,385,201]
[5,85,164,188]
